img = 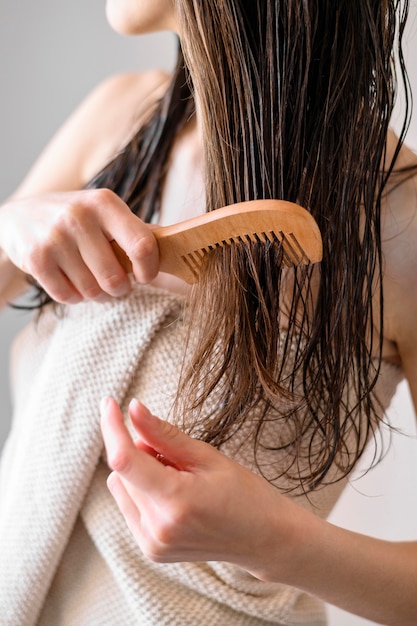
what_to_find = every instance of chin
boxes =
[105,3,177,37]
[105,6,136,35]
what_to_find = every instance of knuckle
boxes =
[130,234,157,268]
[24,241,53,275]
[90,187,116,205]
[56,204,90,233]
[171,503,192,530]
[107,448,132,474]
[154,523,174,548]
[54,190,110,233]
[140,537,164,562]
[85,188,117,215]
[158,419,182,448]
[155,506,189,546]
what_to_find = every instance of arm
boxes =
[100,397,417,625]
[0,71,167,308]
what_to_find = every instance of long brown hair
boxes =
[37,1,413,489]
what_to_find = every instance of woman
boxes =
[0,1,416,624]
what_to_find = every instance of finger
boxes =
[100,396,138,474]
[30,232,110,303]
[77,234,131,298]
[111,228,159,285]
[54,246,109,302]
[98,191,159,284]
[128,399,215,471]
[33,264,83,304]
[107,471,142,538]
[100,396,170,490]
[24,237,86,304]
[51,229,131,300]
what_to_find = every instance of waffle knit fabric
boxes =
[0,285,402,625]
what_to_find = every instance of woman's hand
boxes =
[0,188,159,304]
[100,397,417,624]
[99,396,301,578]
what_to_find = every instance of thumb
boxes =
[100,191,159,283]
[113,220,159,284]
[128,399,213,471]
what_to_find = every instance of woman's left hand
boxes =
[99,396,302,580]
[100,397,417,623]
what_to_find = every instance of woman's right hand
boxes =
[0,188,159,304]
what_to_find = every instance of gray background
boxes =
[0,0,176,441]
[1,3,417,625]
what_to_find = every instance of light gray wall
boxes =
[1,5,417,626]
[0,1,176,447]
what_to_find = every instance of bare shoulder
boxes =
[382,130,417,258]
[77,70,171,181]
[13,70,170,198]
[381,130,417,398]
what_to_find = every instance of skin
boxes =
[1,2,417,623]
[105,0,178,36]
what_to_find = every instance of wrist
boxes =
[241,489,324,585]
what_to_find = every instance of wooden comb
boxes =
[111,199,322,284]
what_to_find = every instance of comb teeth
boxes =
[181,230,310,277]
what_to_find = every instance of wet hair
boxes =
[33,1,414,489]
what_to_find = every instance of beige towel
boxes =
[0,284,402,626]
[0,286,183,626]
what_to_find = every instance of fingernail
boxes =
[112,281,131,298]
[100,396,111,414]
[128,398,140,412]
[107,472,118,495]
